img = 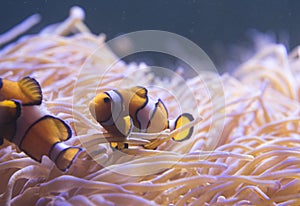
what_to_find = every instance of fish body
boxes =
[0,77,81,171]
[89,86,194,149]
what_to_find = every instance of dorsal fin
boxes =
[114,115,133,137]
[18,76,43,105]
[131,86,148,98]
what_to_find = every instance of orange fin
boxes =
[50,142,82,171]
[171,113,194,142]
[18,76,42,105]
[131,86,148,98]
[109,115,132,150]
[114,115,133,137]
[49,116,72,141]
[32,115,72,142]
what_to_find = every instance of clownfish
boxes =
[0,76,82,171]
[89,86,194,149]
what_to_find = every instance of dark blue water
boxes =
[0,0,299,73]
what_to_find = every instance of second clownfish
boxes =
[89,86,194,149]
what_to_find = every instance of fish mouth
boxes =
[88,101,97,119]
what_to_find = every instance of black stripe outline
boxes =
[99,90,124,125]
[134,88,149,130]
[146,98,168,131]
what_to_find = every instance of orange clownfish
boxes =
[89,86,194,149]
[0,77,82,171]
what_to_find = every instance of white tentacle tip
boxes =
[70,6,85,20]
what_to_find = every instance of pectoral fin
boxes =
[18,76,42,105]
[171,113,194,141]
[44,116,72,141]
[109,115,132,150]
[114,115,133,137]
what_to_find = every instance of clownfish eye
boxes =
[103,97,111,103]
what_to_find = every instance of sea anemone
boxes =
[0,6,300,206]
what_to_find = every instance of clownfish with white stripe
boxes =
[0,76,82,171]
[89,86,194,149]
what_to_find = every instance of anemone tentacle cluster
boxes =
[0,6,300,206]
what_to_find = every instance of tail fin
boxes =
[50,142,82,172]
[171,113,194,142]
[18,76,43,105]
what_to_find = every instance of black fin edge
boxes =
[134,93,149,130]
